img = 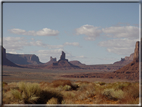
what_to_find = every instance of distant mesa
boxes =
[6,53,42,65]
[45,51,80,69]
[1,46,20,67]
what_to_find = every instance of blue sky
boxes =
[2,2,140,65]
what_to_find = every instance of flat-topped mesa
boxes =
[60,51,66,60]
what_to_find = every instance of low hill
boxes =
[69,60,85,66]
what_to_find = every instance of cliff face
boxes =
[1,46,20,67]
[113,41,140,80]
[133,41,139,61]
[6,53,42,65]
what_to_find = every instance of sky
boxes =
[1,2,140,65]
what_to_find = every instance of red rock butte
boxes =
[44,51,80,69]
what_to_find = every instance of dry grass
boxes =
[2,80,140,104]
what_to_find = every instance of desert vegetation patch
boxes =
[2,80,140,105]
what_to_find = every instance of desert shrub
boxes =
[3,91,13,104]
[123,83,139,100]
[96,82,106,86]
[2,82,7,87]
[71,83,79,90]
[115,82,131,90]
[63,85,71,91]
[10,82,41,104]
[102,88,124,100]
[78,83,88,91]
[85,83,96,97]
[3,85,10,92]
[37,90,63,104]
[77,91,89,100]
[62,91,76,100]
[46,97,59,104]
[50,79,72,87]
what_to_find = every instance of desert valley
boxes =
[2,40,141,105]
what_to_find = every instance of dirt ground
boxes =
[2,66,137,83]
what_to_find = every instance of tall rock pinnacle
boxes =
[60,51,65,60]
[133,41,139,61]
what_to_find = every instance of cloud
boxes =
[102,26,139,39]
[3,36,81,54]
[3,37,30,51]
[75,25,139,40]
[75,24,102,40]
[30,41,47,47]
[64,42,80,46]
[47,45,64,49]
[98,38,139,55]
[9,28,59,36]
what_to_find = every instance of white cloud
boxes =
[36,28,59,36]
[75,24,102,40]
[30,41,46,47]
[98,38,139,55]
[3,37,81,54]
[102,26,139,39]
[3,37,30,51]
[64,42,80,46]
[10,28,59,36]
[10,29,26,35]
[77,55,86,58]
[75,25,139,40]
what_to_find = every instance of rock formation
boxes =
[45,51,80,69]
[133,41,139,61]
[44,56,57,65]
[62,41,141,80]
[113,53,134,66]
[60,51,65,60]
[6,53,42,65]
[50,56,56,62]
[112,41,140,80]
[1,46,20,67]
